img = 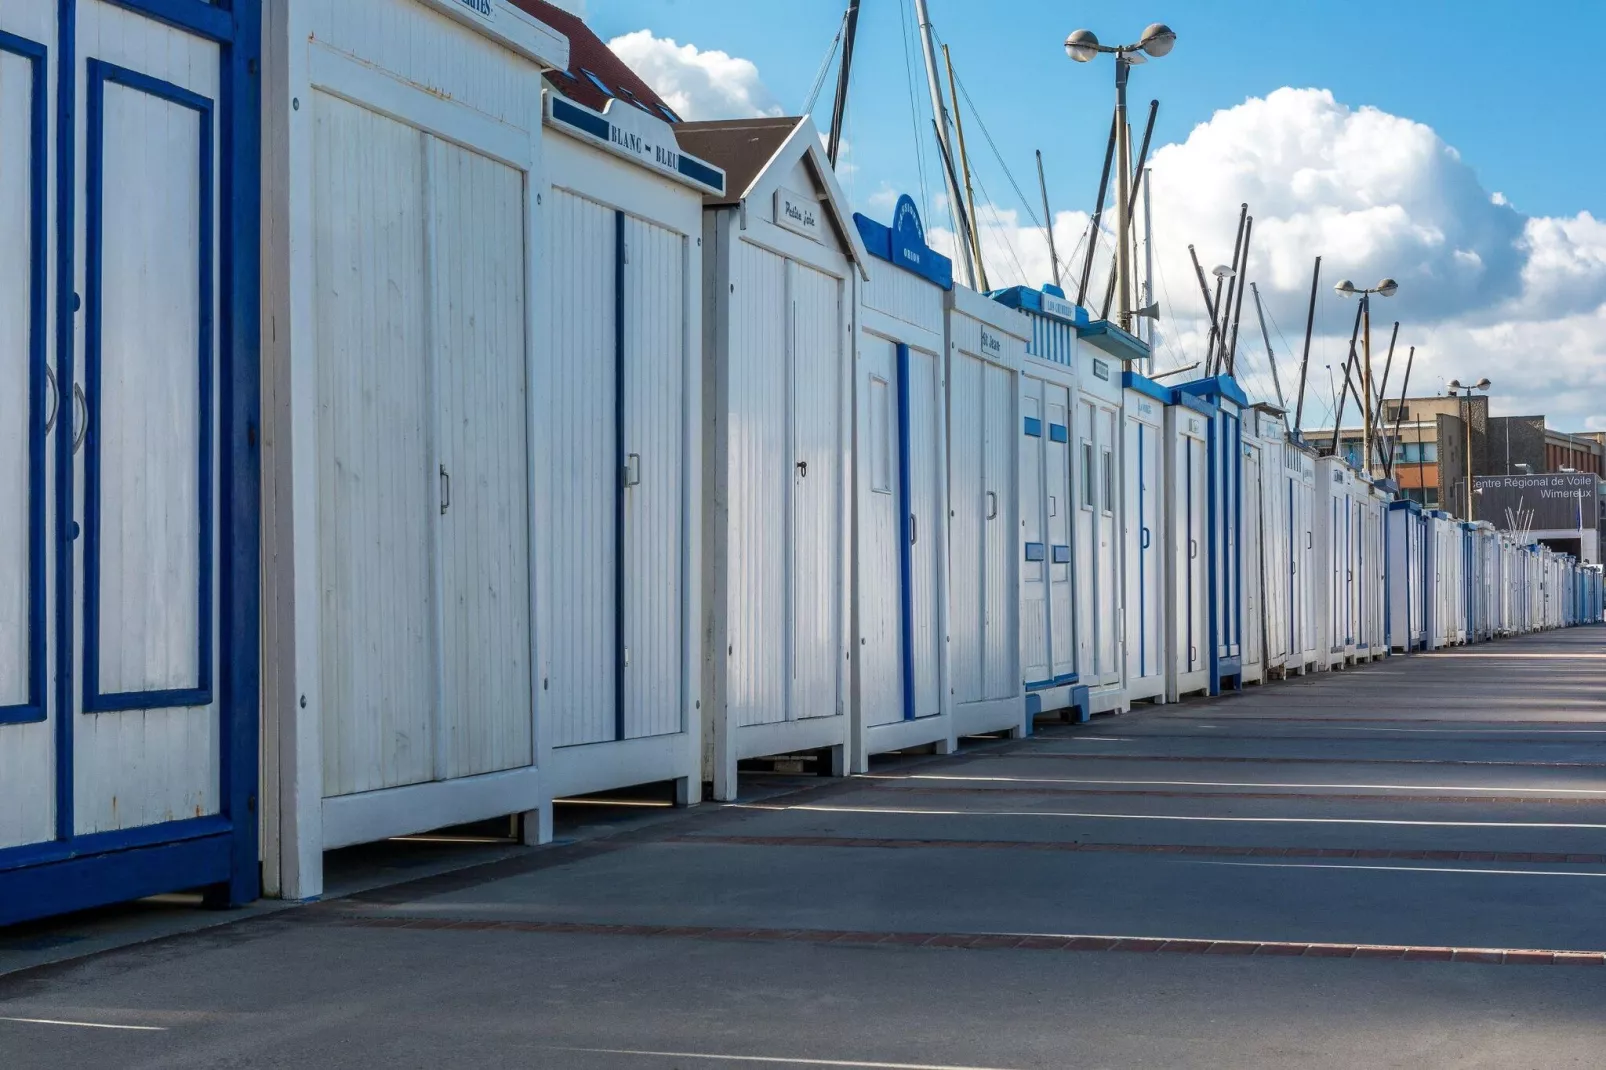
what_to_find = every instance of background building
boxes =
[1303,393,1605,561]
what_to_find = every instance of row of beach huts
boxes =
[1,0,1599,924]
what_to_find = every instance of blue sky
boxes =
[588,0,1606,430]
[591,0,1606,223]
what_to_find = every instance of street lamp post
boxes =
[1066,22,1175,333]
[1448,377,1492,520]
[1334,278,1398,476]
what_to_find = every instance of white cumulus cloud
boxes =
[605,31,782,121]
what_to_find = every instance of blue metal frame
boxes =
[0,29,49,726]
[1,0,260,926]
[81,59,215,713]
[895,343,917,721]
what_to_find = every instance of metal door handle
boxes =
[440,464,450,514]
[624,453,641,487]
[43,366,60,435]
[1189,538,1198,560]
[71,382,87,455]
[1140,527,1151,550]
[909,514,917,545]
[986,491,998,520]
[1049,495,1057,517]
[796,459,808,478]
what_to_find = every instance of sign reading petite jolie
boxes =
[774,187,823,241]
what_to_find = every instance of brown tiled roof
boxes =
[675,117,803,205]
[510,0,679,121]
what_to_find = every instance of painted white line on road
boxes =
[867,773,1606,796]
[1185,859,1606,878]
[0,1016,166,1032]
[1212,726,1606,736]
[732,803,1606,830]
[549,1048,1022,1070]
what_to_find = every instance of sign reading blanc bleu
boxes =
[545,93,725,196]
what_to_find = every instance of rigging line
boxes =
[801,11,846,116]
[969,167,1029,287]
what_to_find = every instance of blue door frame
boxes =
[0,0,260,927]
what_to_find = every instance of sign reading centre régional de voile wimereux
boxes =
[1474,472,1601,532]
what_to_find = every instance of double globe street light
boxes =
[1065,22,1176,334]
[1334,277,1399,476]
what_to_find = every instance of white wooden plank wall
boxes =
[93,81,202,697]
[728,242,788,728]
[0,9,54,849]
[857,336,901,729]
[905,348,942,718]
[308,0,535,131]
[981,363,1014,699]
[1019,384,1048,685]
[73,2,219,833]
[861,267,943,332]
[1045,389,1074,677]
[546,188,616,747]
[947,353,984,704]
[431,137,533,777]
[311,92,435,797]
[622,215,686,740]
[789,262,843,721]
[0,48,31,708]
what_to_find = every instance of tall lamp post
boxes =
[1333,278,1398,477]
[1448,378,1491,520]
[1065,22,1176,334]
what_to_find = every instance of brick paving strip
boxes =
[659,833,1606,866]
[322,914,1606,967]
[871,783,1606,806]
[990,753,1606,769]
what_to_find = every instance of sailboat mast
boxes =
[826,0,861,167]
[943,44,987,290]
[912,0,976,287]
[1036,150,1061,290]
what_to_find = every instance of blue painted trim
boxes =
[1052,672,1079,686]
[1024,542,1046,562]
[1179,373,1251,408]
[1174,392,1215,418]
[101,0,235,41]
[1076,319,1150,362]
[0,29,49,726]
[81,60,216,713]
[988,285,1088,327]
[1048,423,1068,443]
[1024,679,1054,692]
[550,93,609,139]
[54,0,79,850]
[613,210,626,741]
[677,154,725,194]
[1051,544,1071,564]
[895,344,917,722]
[851,195,954,289]
[1121,370,1171,407]
[0,832,232,928]
[220,0,265,909]
[0,814,229,873]
[1023,416,1042,437]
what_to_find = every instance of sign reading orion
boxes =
[890,194,952,288]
